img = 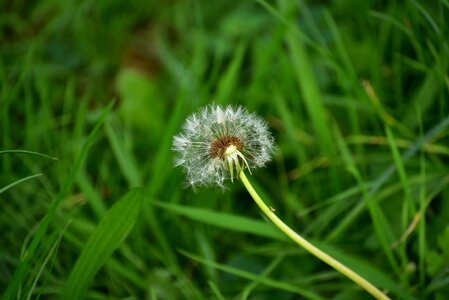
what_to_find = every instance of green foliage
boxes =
[62,188,144,299]
[1,0,449,299]
[153,201,286,241]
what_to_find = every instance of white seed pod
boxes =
[172,104,274,188]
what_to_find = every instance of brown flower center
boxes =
[209,136,243,160]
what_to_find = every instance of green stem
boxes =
[239,171,390,300]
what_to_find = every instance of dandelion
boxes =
[172,105,274,187]
[172,104,390,300]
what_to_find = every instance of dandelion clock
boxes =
[173,104,389,300]
[172,105,274,187]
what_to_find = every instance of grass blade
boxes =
[0,174,43,195]
[179,249,325,300]
[152,201,286,241]
[2,102,114,300]
[328,115,449,239]
[62,188,144,299]
[0,150,58,160]
[286,25,340,192]
[316,241,416,300]
[104,118,142,186]
[214,41,246,104]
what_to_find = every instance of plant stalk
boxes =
[239,171,390,300]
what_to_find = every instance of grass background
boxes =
[1,0,449,299]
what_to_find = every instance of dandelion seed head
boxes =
[172,104,274,188]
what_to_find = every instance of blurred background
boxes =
[1,0,449,299]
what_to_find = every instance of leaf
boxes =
[3,101,114,300]
[437,226,449,254]
[315,241,417,300]
[152,201,286,241]
[426,251,444,277]
[61,188,144,300]
[0,149,58,160]
[179,249,325,300]
[0,173,42,194]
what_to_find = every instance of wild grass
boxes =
[1,0,449,299]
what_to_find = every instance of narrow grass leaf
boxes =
[315,241,417,300]
[26,221,70,300]
[240,254,284,300]
[152,201,287,241]
[328,115,449,239]
[286,27,339,191]
[75,171,107,218]
[0,150,58,160]
[403,66,445,129]
[323,10,363,149]
[2,102,114,300]
[143,95,186,266]
[214,41,246,104]
[385,126,415,230]
[62,188,144,299]
[179,249,325,300]
[417,106,427,286]
[331,121,401,274]
[207,280,226,300]
[0,174,43,195]
[274,92,307,165]
[105,119,142,186]
[347,170,401,275]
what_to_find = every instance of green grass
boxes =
[1,0,449,299]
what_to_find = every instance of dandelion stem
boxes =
[239,171,390,300]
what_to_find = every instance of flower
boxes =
[172,104,274,188]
